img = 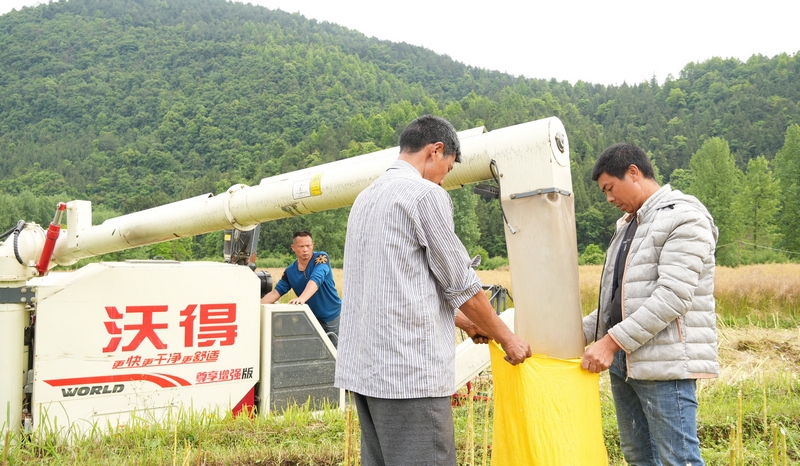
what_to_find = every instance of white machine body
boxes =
[0,116,583,439]
[30,261,260,434]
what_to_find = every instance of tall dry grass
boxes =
[715,264,800,326]
[476,264,800,325]
[475,266,602,316]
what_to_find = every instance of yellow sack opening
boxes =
[489,342,607,465]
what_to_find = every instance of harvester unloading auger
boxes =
[0,117,605,464]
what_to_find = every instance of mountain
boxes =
[0,0,798,263]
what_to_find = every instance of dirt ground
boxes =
[716,326,800,383]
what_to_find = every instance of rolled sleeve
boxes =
[416,188,483,309]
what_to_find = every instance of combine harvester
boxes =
[0,117,589,459]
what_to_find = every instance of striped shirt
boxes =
[334,160,483,398]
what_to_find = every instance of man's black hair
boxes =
[591,142,655,181]
[293,231,312,240]
[399,115,461,162]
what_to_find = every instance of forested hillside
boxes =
[1,0,798,266]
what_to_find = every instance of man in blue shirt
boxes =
[261,231,342,346]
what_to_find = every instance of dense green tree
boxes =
[0,192,68,230]
[666,168,694,192]
[773,124,800,255]
[450,185,480,254]
[576,205,615,252]
[733,156,781,263]
[579,244,605,265]
[687,138,743,266]
[149,236,193,261]
[473,191,506,258]
[339,141,381,159]
[307,208,349,259]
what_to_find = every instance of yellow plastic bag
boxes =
[489,342,607,465]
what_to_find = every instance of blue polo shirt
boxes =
[274,251,341,323]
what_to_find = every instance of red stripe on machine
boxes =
[153,373,192,386]
[43,374,185,388]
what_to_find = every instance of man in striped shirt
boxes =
[335,115,531,466]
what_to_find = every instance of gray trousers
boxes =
[352,392,456,466]
[319,315,339,348]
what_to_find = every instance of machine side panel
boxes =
[31,262,260,435]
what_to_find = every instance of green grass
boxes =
[3,369,798,465]
[4,403,346,465]
[696,376,800,466]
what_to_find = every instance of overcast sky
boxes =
[2,0,799,86]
